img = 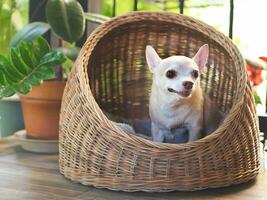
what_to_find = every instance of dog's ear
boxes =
[146,45,161,73]
[193,44,209,71]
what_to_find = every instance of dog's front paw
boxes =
[151,123,165,143]
[153,133,165,143]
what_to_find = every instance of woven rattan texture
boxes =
[59,12,260,192]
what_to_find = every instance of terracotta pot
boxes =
[20,81,66,140]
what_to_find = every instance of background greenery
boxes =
[0,0,28,54]
[0,0,266,106]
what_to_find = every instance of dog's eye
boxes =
[166,70,176,79]
[192,70,199,79]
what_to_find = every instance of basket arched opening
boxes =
[87,19,237,123]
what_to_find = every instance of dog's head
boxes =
[146,44,209,99]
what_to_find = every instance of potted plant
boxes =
[2,0,109,140]
[0,36,66,139]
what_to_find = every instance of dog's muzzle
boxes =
[168,88,191,97]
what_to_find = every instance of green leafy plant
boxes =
[9,0,109,81]
[0,36,66,98]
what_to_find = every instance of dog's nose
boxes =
[183,81,193,90]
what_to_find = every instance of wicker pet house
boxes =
[59,12,260,192]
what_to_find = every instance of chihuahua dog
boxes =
[146,44,222,143]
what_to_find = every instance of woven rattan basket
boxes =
[59,11,260,192]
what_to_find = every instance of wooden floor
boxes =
[1,136,267,200]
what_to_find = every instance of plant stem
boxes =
[55,39,63,81]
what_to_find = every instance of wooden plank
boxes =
[76,175,266,200]
[0,188,78,200]
[0,151,58,169]
[0,162,89,192]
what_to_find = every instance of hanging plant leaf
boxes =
[46,0,85,43]
[9,22,50,48]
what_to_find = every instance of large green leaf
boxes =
[9,22,50,48]
[14,83,32,95]
[0,71,8,85]
[46,0,85,43]
[0,86,16,98]
[0,58,14,83]
[31,36,51,62]
[0,54,23,81]
[39,51,66,67]
[0,36,66,99]
[25,74,43,87]
[35,36,50,58]
[35,67,56,80]
[10,48,31,75]
[19,41,37,68]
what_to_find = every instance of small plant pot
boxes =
[0,95,24,138]
[20,81,65,140]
